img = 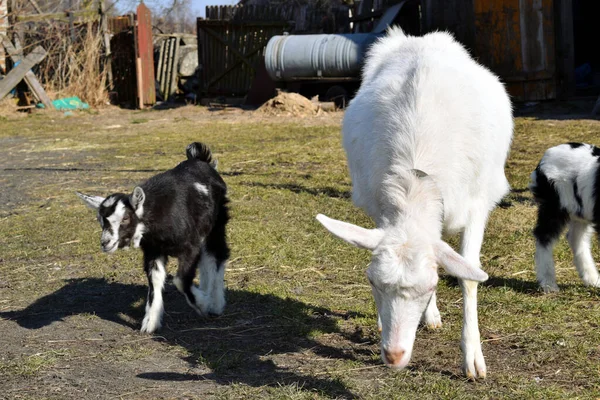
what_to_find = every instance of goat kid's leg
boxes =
[198,247,227,316]
[141,255,167,333]
[533,201,569,292]
[422,291,442,329]
[203,224,229,316]
[459,210,487,379]
[211,260,227,316]
[174,251,210,316]
[567,220,600,287]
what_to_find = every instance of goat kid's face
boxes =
[316,214,488,369]
[77,187,146,253]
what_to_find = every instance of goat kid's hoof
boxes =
[539,283,559,293]
[140,316,161,334]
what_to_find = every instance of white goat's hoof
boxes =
[140,314,161,333]
[463,345,486,380]
[423,307,442,329]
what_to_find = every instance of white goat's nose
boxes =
[382,348,406,367]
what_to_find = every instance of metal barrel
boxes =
[264,33,380,81]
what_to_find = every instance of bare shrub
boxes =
[32,22,109,107]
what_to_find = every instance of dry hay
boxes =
[257,91,321,116]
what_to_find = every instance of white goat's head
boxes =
[76,188,146,253]
[316,213,488,369]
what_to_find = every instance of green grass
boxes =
[0,108,599,398]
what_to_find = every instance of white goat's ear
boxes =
[76,192,105,210]
[434,241,489,282]
[316,214,384,251]
[130,186,145,211]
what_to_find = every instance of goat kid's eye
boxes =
[121,216,131,225]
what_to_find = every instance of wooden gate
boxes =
[197,6,288,97]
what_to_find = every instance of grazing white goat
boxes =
[316,27,513,379]
[530,142,600,292]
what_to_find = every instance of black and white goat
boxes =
[77,142,230,333]
[530,142,600,292]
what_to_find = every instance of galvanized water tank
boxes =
[265,33,380,82]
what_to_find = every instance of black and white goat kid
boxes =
[77,142,230,333]
[530,142,600,292]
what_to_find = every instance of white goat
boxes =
[530,142,600,292]
[316,27,513,379]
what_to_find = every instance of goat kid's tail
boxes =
[186,142,218,169]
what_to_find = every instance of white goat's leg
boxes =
[422,291,442,329]
[459,212,487,379]
[567,220,600,287]
[141,256,167,333]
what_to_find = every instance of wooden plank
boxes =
[156,39,165,97]
[169,37,180,99]
[0,46,46,101]
[0,35,53,109]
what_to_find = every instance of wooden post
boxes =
[0,46,47,101]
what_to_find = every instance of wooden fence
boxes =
[197,1,416,98]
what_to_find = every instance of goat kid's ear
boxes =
[434,241,489,282]
[316,214,384,251]
[130,187,145,211]
[76,192,105,210]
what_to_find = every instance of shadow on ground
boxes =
[0,278,363,398]
[440,274,540,294]
[241,181,351,199]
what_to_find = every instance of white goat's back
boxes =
[344,28,513,232]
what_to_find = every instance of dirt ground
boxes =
[0,101,599,400]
